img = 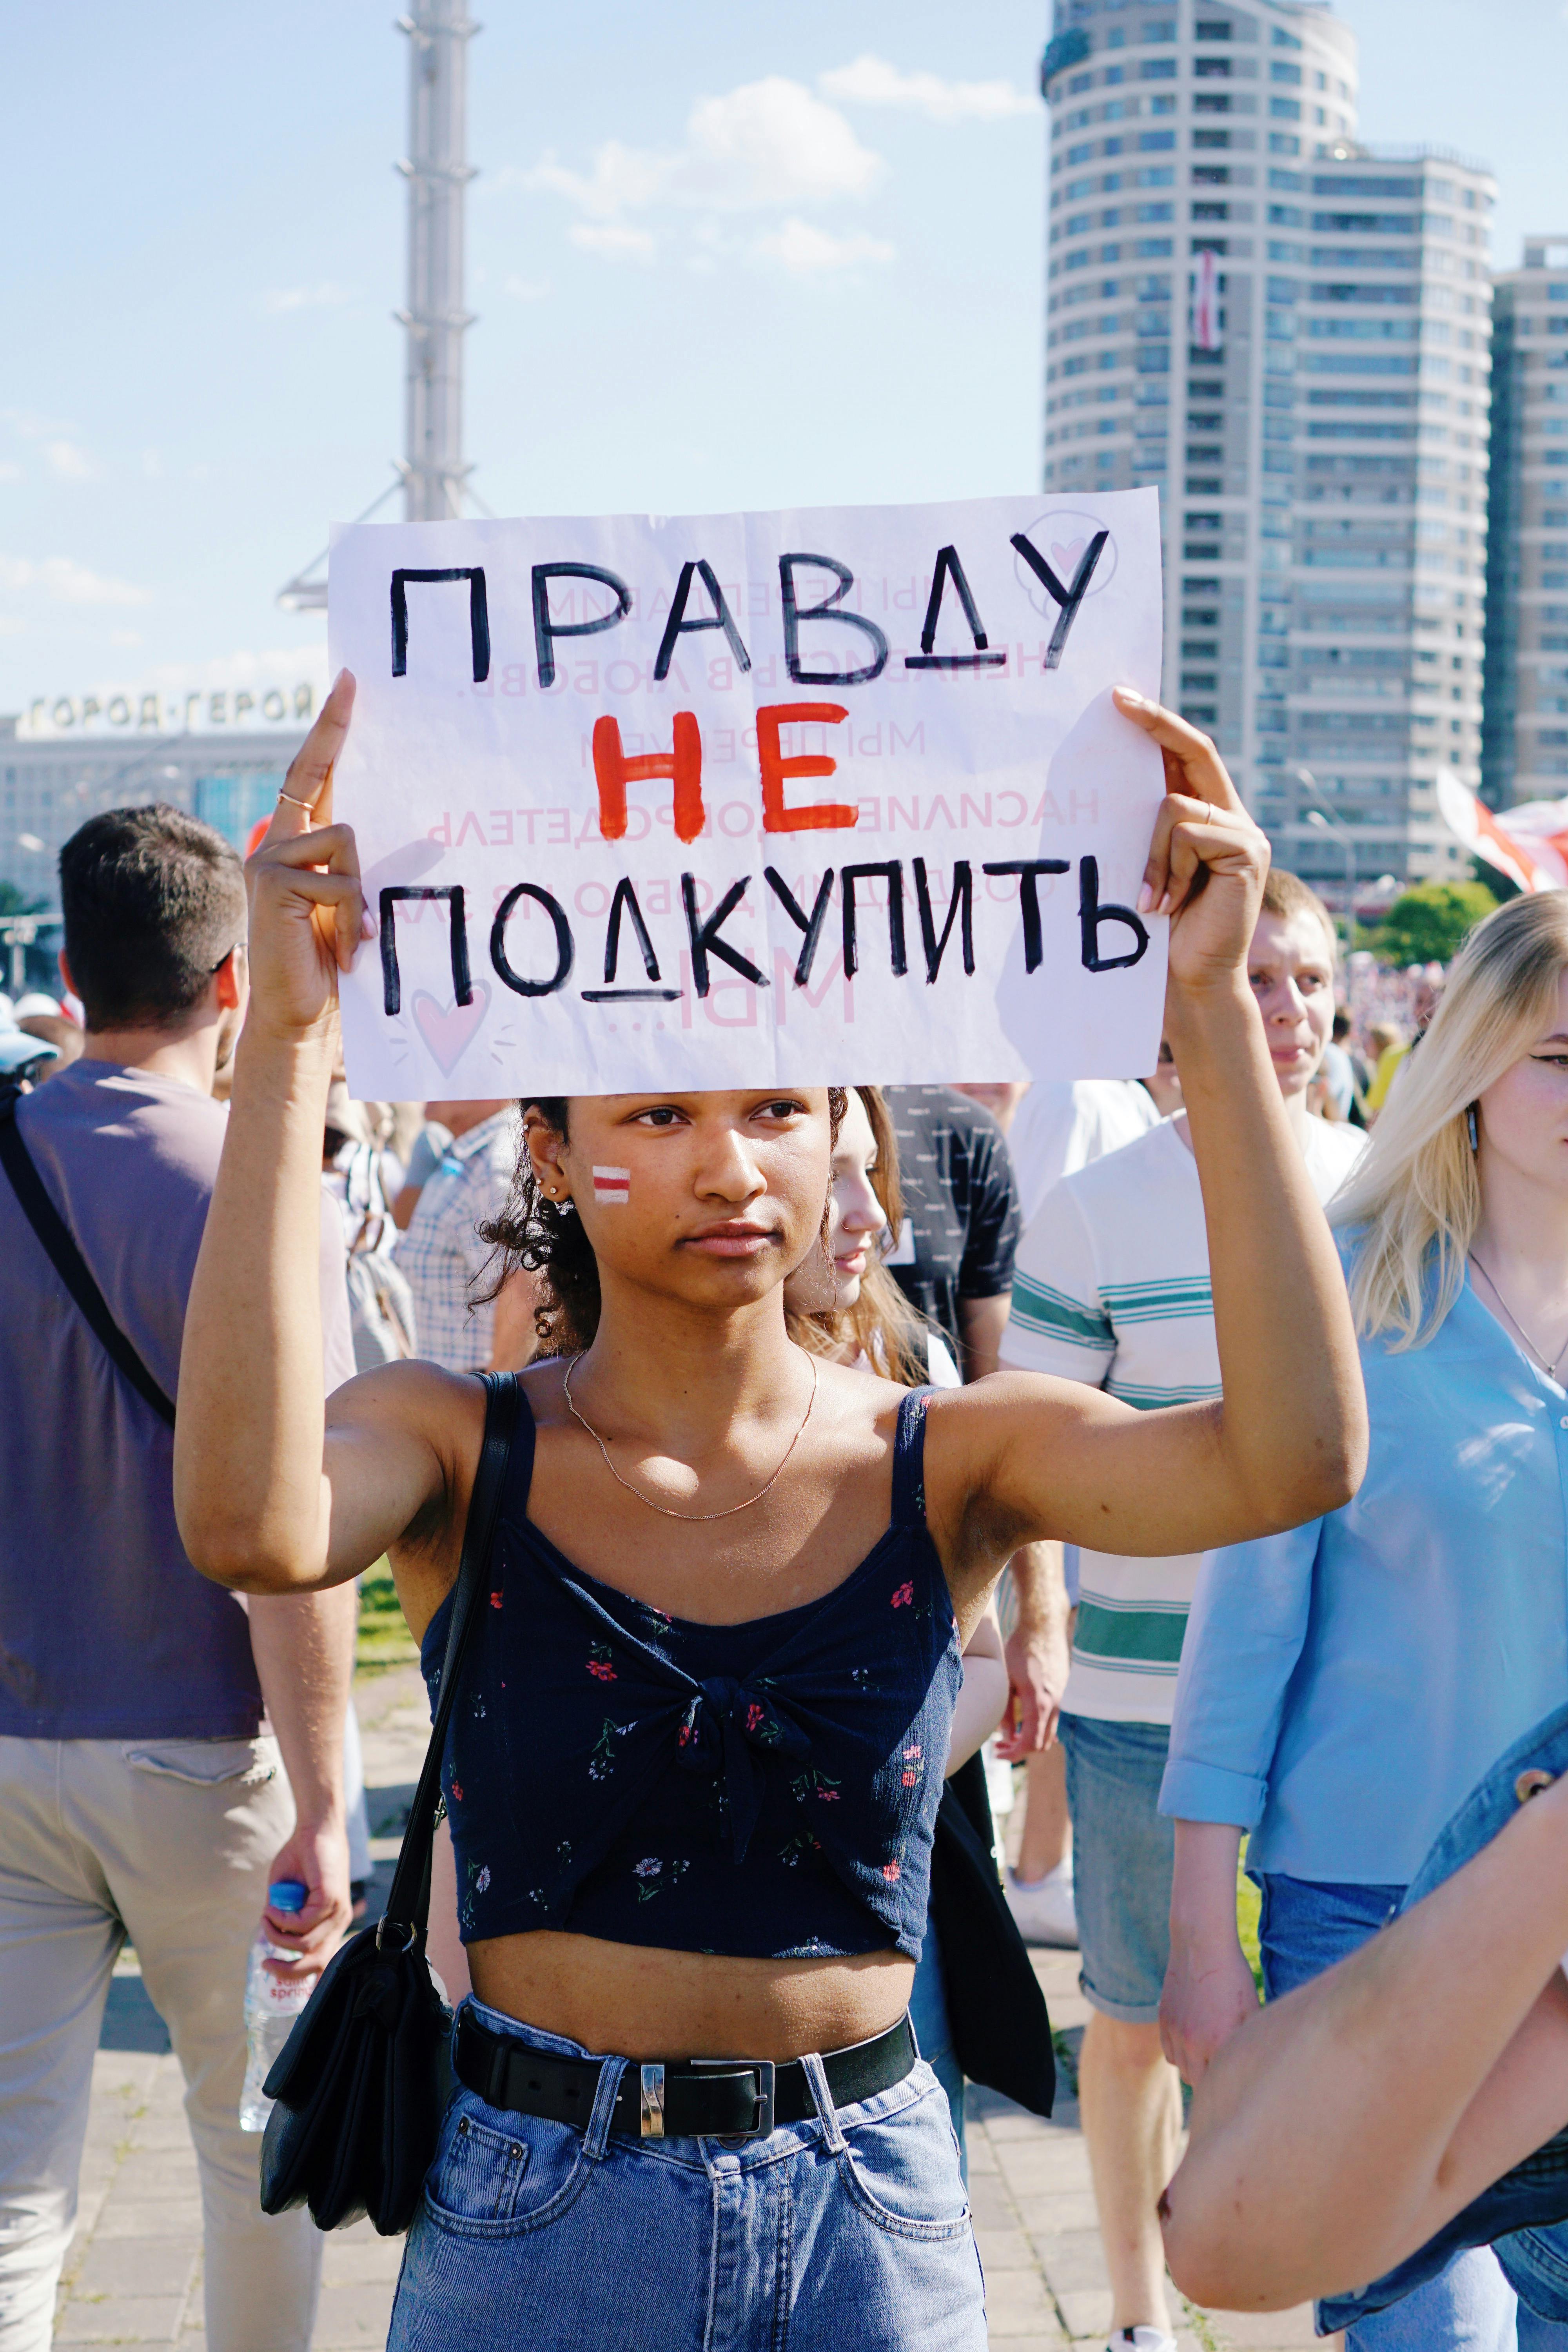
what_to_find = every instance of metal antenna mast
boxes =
[397,0,478,521]
[277,0,479,608]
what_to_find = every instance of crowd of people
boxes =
[1,666,1566,2352]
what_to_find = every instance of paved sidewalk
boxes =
[57,1670,1325,2349]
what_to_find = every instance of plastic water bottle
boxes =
[239,1879,311,2132]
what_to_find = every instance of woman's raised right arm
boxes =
[175,675,447,1593]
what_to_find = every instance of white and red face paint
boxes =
[592,1166,631,1206]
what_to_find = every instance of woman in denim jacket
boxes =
[1159,891,1568,2352]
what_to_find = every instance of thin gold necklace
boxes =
[561,1349,820,1523]
[1468,1252,1568,1381]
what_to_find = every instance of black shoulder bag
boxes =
[927,1749,1056,2118]
[260,1371,521,2235]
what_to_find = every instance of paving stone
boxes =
[1027,2225,1109,2295]
[983,2263,1062,2333]
[89,2197,208,2242]
[1055,2281,1115,2339]
[312,2278,400,2345]
[975,2223,1038,2273]
[76,2236,199,2296]
[54,2290,187,2343]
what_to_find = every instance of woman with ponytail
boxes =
[1159,890,1568,2352]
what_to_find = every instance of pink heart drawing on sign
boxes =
[411,985,490,1076]
[1051,537,1089,577]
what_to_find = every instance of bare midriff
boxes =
[468,1931,917,2062]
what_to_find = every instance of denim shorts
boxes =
[1298,1700,1568,2337]
[387,1999,987,2351]
[1060,1713,1173,2024]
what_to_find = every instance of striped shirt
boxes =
[1001,1114,1366,1724]
[394,1108,521,1373]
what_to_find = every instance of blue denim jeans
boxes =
[1256,1871,1519,2350]
[387,2000,986,2350]
[1303,1700,1568,2341]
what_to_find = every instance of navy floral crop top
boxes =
[419,1380,962,1961]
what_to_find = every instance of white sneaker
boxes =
[1105,2330,1177,2352]
[1005,1861,1078,1948]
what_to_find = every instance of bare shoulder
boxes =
[326,1355,486,1452]
[921,1370,1122,1563]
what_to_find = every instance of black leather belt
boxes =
[454,2008,917,2145]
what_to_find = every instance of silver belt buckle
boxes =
[690,2056,776,2146]
[639,2063,666,2139]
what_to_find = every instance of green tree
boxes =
[0,882,44,918]
[1371,880,1499,967]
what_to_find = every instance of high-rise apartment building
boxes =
[1484,238,1568,810]
[1040,0,1494,897]
[1269,148,1494,890]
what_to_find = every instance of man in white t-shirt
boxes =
[1000,871,1365,2352]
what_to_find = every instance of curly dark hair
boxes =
[479,1091,848,1356]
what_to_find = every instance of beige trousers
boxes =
[0,1735,323,2352]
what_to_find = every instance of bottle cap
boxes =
[268,1879,309,1914]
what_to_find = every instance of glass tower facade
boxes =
[1041,0,1493,902]
[1484,238,1568,810]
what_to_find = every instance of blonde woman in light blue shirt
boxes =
[1160,890,1568,2352]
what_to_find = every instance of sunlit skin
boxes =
[173,671,1367,2067]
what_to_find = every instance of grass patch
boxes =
[357,1562,417,1672]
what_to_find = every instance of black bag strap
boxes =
[379,1371,522,1947]
[0,1083,177,1428]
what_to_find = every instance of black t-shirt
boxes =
[883,1087,1023,1365]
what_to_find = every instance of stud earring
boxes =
[1466,1104,1479,1154]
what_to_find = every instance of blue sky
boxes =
[3,0,1564,722]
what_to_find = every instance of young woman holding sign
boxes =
[173,671,1365,2352]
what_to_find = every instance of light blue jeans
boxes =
[1257,1872,1522,2351]
[387,2000,986,2350]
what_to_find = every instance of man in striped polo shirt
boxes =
[1000,870,1364,2352]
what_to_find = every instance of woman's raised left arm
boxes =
[927,695,1367,1577]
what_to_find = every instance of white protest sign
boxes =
[327,490,1167,1098]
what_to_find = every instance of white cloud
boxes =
[525,76,883,224]
[261,282,355,315]
[44,439,97,481]
[569,221,656,261]
[754,218,897,275]
[503,273,552,300]
[0,555,151,607]
[819,55,1036,122]
[0,409,72,441]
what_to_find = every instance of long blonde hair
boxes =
[1332,892,1568,1348]
[786,1085,933,1386]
